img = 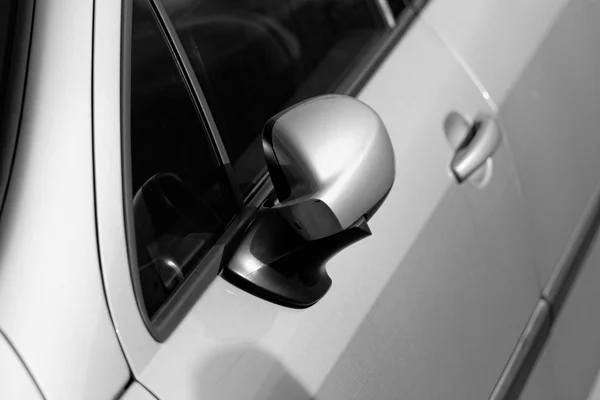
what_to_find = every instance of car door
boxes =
[93,0,540,399]
[420,0,600,398]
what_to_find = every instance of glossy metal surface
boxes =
[497,0,600,288]
[94,0,162,370]
[0,330,43,400]
[543,227,600,400]
[0,0,130,398]
[491,173,600,399]
[374,0,396,28]
[426,1,600,397]
[500,9,600,397]
[521,205,600,400]
[98,20,540,399]
[443,111,471,150]
[420,0,570,104]
[266,95,395,240]
[590,378,600,400]
[450,114,500,183]
[94,0,421,357]
[6,0,593,399]
[518,343,558,400]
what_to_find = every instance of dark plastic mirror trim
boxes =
[223,209,371,308]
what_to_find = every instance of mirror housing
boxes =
[263,94,395,240]
[224,95,395,308]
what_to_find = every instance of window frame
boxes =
[122,0,429,341]
[0,0,36,219]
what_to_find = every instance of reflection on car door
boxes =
[420,0,600,397]
[127,22,540,400]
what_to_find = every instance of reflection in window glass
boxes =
[128,0,238,319]
[162,0,388,196]
[387,0,408,18]
[0,0,27,213]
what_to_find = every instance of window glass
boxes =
[128,0,238,319]
[0,0,29,213]
[161,0,389,196]
[0,2,17,98]
[387,0,408,18]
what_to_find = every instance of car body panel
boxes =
[423,0,600,397]
[95,7,540,397]
[495,0,600,289]
[519,346,559,400]
[8,0,597,398]
[523,211,600,399]
[0,0,130,398]
[2,0,598,398]
[419,0,569,106]
[589,372,600,400]
[422,0,600,289]
[0,330,43,400]
[93,0,161,372]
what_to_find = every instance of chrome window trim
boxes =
[375,0,397,28]
[145,0,245,208]
[122,0,429,341]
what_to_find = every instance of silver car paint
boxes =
[0,330,43,400]
[0,0,130,398]
[500,1,600,397]
[423,0,600,397]
[4,0,600,399]
[96,8,542,397]
[268,95,395,240]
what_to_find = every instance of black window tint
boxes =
[387,0,408,17]
[0,0,32,215]
[128,0,238,320]
[161,0,388,196]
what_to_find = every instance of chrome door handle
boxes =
[450,114,501,183]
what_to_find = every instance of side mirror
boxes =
[224,95,395,307]
[264,94,395,240]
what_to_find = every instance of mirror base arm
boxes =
[222,207,371,308]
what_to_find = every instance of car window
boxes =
[123,0,420,336]
[161,0,390,197]
[387,0,408,17]
[127,0,239,320]
[0,0,32,216]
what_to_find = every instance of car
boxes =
[1,0,600,399]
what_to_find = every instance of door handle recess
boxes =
[450,114,501,183]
